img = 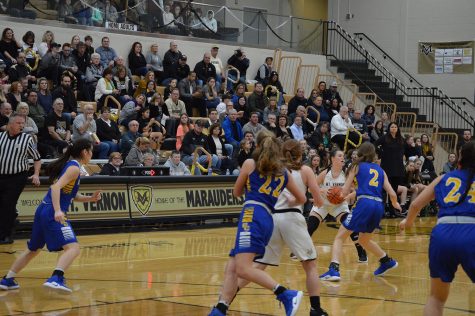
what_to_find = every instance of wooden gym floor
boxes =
[0,217,473,315]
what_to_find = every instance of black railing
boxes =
[323,21,475,132]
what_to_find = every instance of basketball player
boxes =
[320,142,401,281]
[400,141,475,316]
[209,130,307,316]
[304,149,368,271]
[0,139,102,292]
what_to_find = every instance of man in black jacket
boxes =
[162,41,182,85]
[226,48,249,91]
[194,52,217,87]
[287,88,307,115]
[8,52,35,84]
[180,119,219,174]
[51,74,77,121]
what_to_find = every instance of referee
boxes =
[0,114,41,244]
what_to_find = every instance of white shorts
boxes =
[310,203,349,221]
[255,211,316,265]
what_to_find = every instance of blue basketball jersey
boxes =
[355,162,384,199]
[435,169,475,218]
[43,160,81,212]
[245,169,289,209]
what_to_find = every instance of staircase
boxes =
[330,60,427,122]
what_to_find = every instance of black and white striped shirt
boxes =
[0,132,41,175]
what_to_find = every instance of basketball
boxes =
[327,186,345,204]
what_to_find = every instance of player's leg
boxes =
[338,211,367,263]
[0,249,41,290]
[320,225,352,281]
[210,257,239,316]
[301,260,328,315]
[358,233,398,276]
[423,278,450,316]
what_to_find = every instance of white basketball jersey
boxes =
[274,169,306,212]
[322,169,348,208]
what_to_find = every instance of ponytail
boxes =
[46,139,93,183]
[453,141,475,206]
[253,130,284,176]
[282,139,302,171]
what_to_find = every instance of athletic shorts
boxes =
[429,223,475,283]
[310,203,349,221]
[255,211,317,265]
[27,203,78,252]
[229,203,274,257]
[342,198,384,233]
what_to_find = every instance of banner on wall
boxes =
[418,41,474,74]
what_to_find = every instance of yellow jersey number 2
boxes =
[369,168,379,187]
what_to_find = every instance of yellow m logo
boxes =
[131,185,153,215]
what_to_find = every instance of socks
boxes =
[5,271,16,279]
[52,268,64,278]
[379,254,390,264]
[310,296,321,310]
[273,284,287,295]
[329,261,340,272]
[307,216,320,236]
[215,301,229,314]
[349,232,359,242]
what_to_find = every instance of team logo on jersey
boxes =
[131,185,153,215]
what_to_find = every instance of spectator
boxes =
[0,102,12,131]
[279,104,289,117]
[194,52,217,87]
[375,122,405,218]
[94,68,120,111]
[91,3,104,26]
[162,4,176,30]
[137,108,166,150]
[163,150,191,176]
[326,81,343,106]
[58,43,79,84]
[72,42,90,99]
[404,135,421,160]
[208,108,219,126]
[96,107,121,154]
[210,46,224,87]
[146,43,163,82]
[380,111,390,131]
[442,152,457,174]
[111,56,133,78]
[255,57,273,83]
[202,10,217,33]
[95,36,117,68]
[16,102,39,140]
[206,123,233,173]
[231,83,246,105]
[165,88,187,119]
[457,129,473,154]
[6,81,23,111]
[100,152,122,176]
[120,120,141,158]
[371,120,385,143]
[8,52,35,84]
[362,105,376,134]
[351,108,370,142]
[73,0,92,26]
[172,55,191,83]
[222,109,243,151]
[180,119,219,174]
[58,0,76,23]
[162,41,182,85]
[288,88,307,115]
[149,93,168,120]
[125,137,159,166]
[330,105,359,151]
[203,77,220,110]
[119,94,145,126]
[242,112,264,136]
[288,105,312,137]
[329,98,340,117]
[234,95,250,125]
[20,31,39,71]
[37,42,61,86]
[38,30,54,58]
[307,89,319,106]
[275,114,292,141]
[85,53,104,101]
[113,66,134,104]
[290,115,304,141]
[0,28,21,68]
[263,97,279,123]
[263,113,278,136]
[189,8,204,31]
[227,48,249,91]
[72,103,110,159]
[308,121,331,151]
[25,90,45,130]
[309,96,330,123]
[35,78,52,114]
[247,82,269,117]
[307,154,321,175]
[176,113,192,151]
[44,98,71,153]
[315,81,327,100]
[164,78,177,101]
[84,35,94,55]
[420,133,436,179]
[263,71,284,106]
[51,74,77,121]
[128,42,147,76]
[178,71,204,116]
[134,70,155,98]
[104,0,119,23]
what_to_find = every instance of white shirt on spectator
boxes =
[330,114,354,139]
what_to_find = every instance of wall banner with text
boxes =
[418,41,474,74]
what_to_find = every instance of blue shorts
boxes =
[27,203,78,252]
[429,224,475,283]
[342,198,384,233]
[229,204,274,257]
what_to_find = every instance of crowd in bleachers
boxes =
[1,24,470,217]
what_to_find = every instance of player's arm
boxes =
[302,165,324,207]
[316,169,328,196]
[233,158,254,197]
[344,190,356,202]
[285,172,306,206]
[74,191,102,202]
[50,166,80,223]
[341,165,358,198]
[400,176,440,231]
[383,171,402,212]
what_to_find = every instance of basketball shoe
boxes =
[276,289,303,316]
[319,267,341,281]
[43,275,72,292]
[374,258,398,276]
[0,277,19,290]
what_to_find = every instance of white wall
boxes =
[4,18,326,85]
[328,0,475,102]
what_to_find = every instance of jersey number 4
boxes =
[259,175,285,198]
[443,177,475,203]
